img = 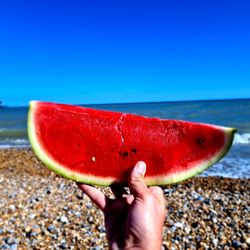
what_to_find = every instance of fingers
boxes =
[110,184,128,199]
[149,186,163,196]
[129,161,149,197]
[149,186,166,206]
[77,183,108,210]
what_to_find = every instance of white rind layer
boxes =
[28,101,236,186]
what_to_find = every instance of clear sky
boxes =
[0,0,250,106]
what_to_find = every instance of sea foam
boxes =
[233,133,250,145]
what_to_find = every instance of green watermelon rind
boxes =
[28,101,236,186]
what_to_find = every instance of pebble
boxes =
[73,211,81,217]
[212,238,218,247]
[97,225,106,233]
[184,225,191,234]
[61,239,66,244]
[241,243,248,249]
[6,237,18,245]
[88,216,94,224]
[29,213,36,219]
[9,205,15,212]
[25,226,32,233]
[232,240,241,248]
[2,239,18,250]
[86,202,92,209]
[9,244,18,250]
[59,183,66,190]
[52,234,58,240]
[91,247,102,250]
[76,193,84,200]
[174,222,184,229]
[6,229,14,234]
[59,215,69,223]
[191,190,199,199]
[47,225,58,234]
[59,242,68,249]
[85,231,93,236]
[164,188,174,195]
[1,243,10,250]
[45,187,51,194]
[211,216,217,224]
[246,237,250,245]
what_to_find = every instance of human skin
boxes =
[78,161,166,250]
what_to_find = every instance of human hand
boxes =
[77,161,166,250]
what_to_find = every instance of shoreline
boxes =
[0,148,250,249]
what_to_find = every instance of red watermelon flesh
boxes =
[28,101,236,186]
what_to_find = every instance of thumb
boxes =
[129,161,149,197]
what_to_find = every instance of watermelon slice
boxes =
[28,101,236,186]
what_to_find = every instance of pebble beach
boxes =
[0,149,249,250]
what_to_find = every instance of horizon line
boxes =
[1,97,250,108]
[84,97,250,107]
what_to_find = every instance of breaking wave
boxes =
[201,157,250,179]
[233,133,250,145]
[0,138,30,148]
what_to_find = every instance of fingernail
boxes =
[136,161,146,176]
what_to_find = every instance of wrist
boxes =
[124,245,162,250]
[123,239,162,250]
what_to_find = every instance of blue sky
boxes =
[0,0,249,106]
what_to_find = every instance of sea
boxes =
[0,99,249,178]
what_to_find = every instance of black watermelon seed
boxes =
[131,148,137,154]
[197,137,205,144]
[123,152,129,157]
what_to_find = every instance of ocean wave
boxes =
[201,157,250,178]
[233,133,250,145]
[0,138,30,148]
